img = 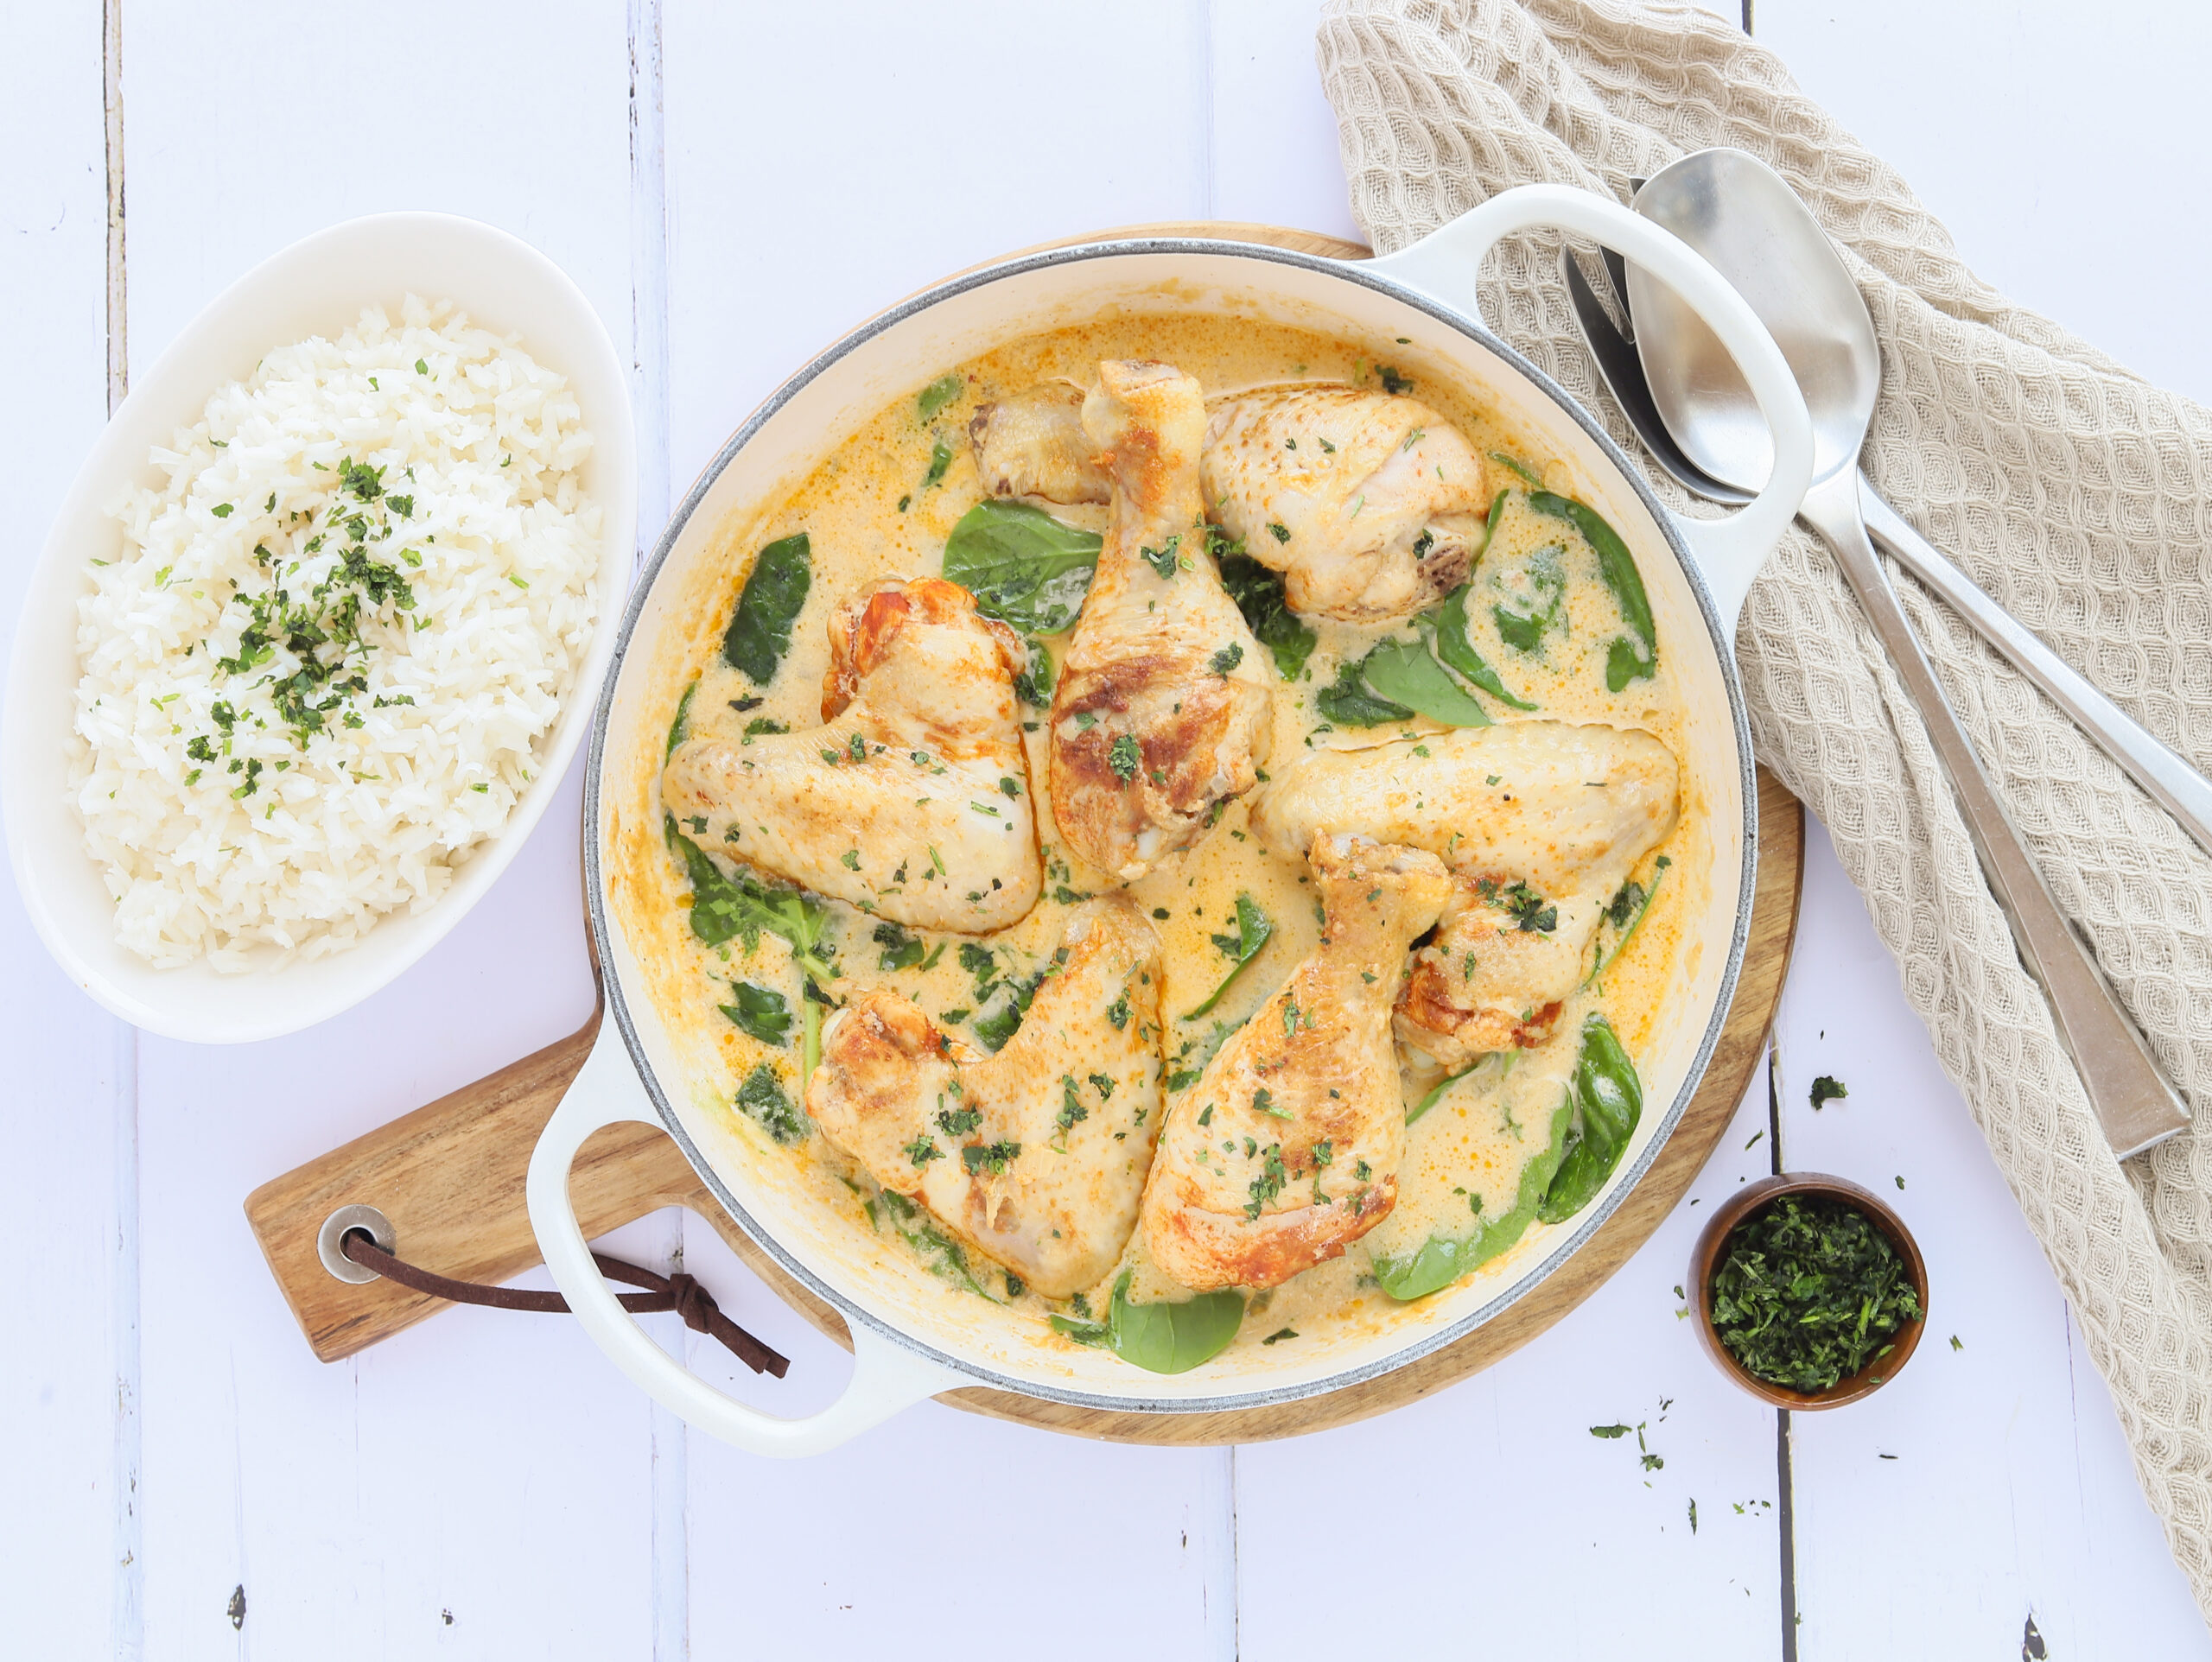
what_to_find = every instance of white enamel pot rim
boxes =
[526,185,1815,1456]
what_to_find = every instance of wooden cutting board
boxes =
[245,224,1807,1445]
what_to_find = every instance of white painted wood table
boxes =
[5,3,2209,1656]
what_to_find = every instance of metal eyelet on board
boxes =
[316,1203,397,1285]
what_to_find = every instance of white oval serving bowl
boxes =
[2,213,636,1043]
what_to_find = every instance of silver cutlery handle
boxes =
[1859,479,2212,861]
[1800,472,2190,1157]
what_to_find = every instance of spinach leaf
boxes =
[1489,545,1567,654]
[1489,449,1545,488]
[940,499,1103,636]
[1106,1270,1245,1374]
[1313,656,1413,728]
[1183,893,1273,1019]
[921,437,953,491]
[720,981,792,1045]
[666,678,698,758]
[665,815,836,1073]
[1217,548,1317,681]
[872,919,927,973]
[721,531,812,684]
[891,1202,995,1301]
[1372,1089,1575,1301]
[1357,637,1491,728]
[970,968,1044,1053]
[1012,638,1055,707]
[1528,491,1656,691]
[1537,1012,1643,1224]
[1428,584,1538,711]
[1406,1059,1481,1128]
[1585,854,1670,987]
[916,371,963,422]
[735,1062,809,1145]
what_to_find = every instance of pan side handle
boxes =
[1369,183,1813,643]
[525,1025,962,1456]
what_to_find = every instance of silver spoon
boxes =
[1620,146,2187,1158]
[1563,230,2212,866]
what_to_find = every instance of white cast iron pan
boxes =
[527,187,1814,1455]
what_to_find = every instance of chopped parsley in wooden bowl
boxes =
[1689,1173,1928,1409]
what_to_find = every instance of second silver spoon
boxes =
[1627,147,2188,1158]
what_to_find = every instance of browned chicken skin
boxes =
[804,898,1165,1297]
[968,380,1112,505]
[664,576,1041,933]
[1201,385,1501,621]
[1139,834,1452,1291]
[1046,360,1273,883]
[1251,723,1681,1068]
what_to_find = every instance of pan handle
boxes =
[1368,184,1813,643]
[525,1025,963,1456]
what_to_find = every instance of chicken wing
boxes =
[1250,721,1680,1067]
[1202,385,1500,621]
[1048,360,1273,882]
[805,898,1165,1297]
[664,575,1040,933]
[968,380,1112,505]
[1140,834,1452,1291]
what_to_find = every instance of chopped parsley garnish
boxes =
[1707,1194,1923,1393]
[1055,1076,1090,1137]
[1488,879,1558,934]
[1267,522,1291,543]
[1209,642,1243,676]
[961,1139,1021,1177]
[904,1134,943,1168]
[1377,365,1414,395]
[1250,1087,1289,1120]
[1108,733,1141,782]
[936,1103,982,1138]
[1810,1075,1849,1110]
[1106,993,1131,1031]
[1244,1144,1288,1220]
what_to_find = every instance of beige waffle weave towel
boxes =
[1318,0,2212,1618]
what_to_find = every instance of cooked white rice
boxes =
[71,295,601,970]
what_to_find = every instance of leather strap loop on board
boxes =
[339,1229,790,1378]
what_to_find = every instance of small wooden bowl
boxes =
[1689,1172,1929,1410]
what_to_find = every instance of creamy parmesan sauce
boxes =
[624,314,1699,1364]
